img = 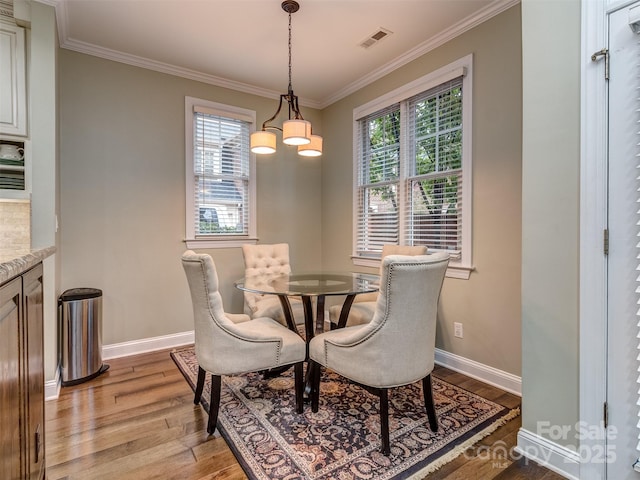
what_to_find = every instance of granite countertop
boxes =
[0,246,56,284]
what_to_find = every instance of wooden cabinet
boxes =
[0,18,28,200]
[0,20,27,137]
[0,264,45,480]
[0,276,23,480]
[23,265,44,480]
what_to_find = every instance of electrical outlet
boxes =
[454,322,463,338]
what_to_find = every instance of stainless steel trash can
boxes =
[58,288,109,386]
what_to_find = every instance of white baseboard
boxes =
[516,428,580,480]
[44,331,195,401]
[45,368,61,401]
[434,348,522,396]
[102,330,195,360]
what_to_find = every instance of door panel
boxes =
[23,264,44,480]
[607,2,640,478]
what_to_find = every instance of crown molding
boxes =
[60,37,321,106]
[320,0,520,108]
[49,0,518,110]
[0,0,12,18]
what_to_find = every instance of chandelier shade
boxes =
[250,0,322,157]
[298,134,323,157]
[283,119,311,145]
[250,131,277,154]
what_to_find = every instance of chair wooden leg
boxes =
[422,374,438,432]
[379,388,390,455]
[194,366,206,404]
[310,361,321,413]
[294,362,304,413]
[208,374,222,435]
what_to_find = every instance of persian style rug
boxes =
[171,346,519,480]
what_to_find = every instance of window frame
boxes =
[184,96,257,249]
[351,55,473,279]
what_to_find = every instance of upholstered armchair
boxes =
[309,253,449,455]
[242,243,305,327]
[181,251,306,435]
[329,244,428,327]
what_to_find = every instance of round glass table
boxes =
[235,271,380,340]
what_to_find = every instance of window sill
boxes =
[443,264,474,280]
[351,256,474,280]
[185,237,258,249]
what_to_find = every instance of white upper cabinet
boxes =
[0,20,26,137]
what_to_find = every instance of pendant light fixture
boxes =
[250,0,322,157]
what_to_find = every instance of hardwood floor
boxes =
[45,349,565,480]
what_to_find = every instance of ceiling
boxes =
[49,0,517,109]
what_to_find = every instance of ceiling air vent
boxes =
[359,28,393,49]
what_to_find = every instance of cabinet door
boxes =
[23,264,44,480]
[0,276,23,480]
[0,20,26,136]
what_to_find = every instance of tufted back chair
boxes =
[242,243,291,312]
[309,253,449,454]
[241,243,304,325]
[181,250,305,435]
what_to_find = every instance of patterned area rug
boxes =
[171,346,519,480]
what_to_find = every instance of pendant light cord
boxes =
[288,10,293,93]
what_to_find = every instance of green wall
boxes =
[58,51,323,346]
[521,0,580,447]
[29,1,60,382]
[321,5,524,377]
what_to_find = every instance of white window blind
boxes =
[193,110,250,236]
[355,104,401,257]
[185,97,256,248]
[405,78,464,258]
[353,56,472,274]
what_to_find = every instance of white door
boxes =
[607,2,640,479]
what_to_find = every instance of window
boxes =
[353,56,472,278]
[185,97,257,248]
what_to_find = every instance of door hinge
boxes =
[591,48,610,80]
[604,401,608,428]
[603,228,609,255]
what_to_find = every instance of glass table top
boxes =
[235,271,380,297]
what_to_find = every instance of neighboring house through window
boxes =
[185,97,257,248]
[353,55,473,278]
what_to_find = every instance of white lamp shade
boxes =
[298,134,323,157]
[251,131,277,154]
[282,120,311,145]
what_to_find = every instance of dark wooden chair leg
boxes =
[194,366,206,404]
[379,388,390,455]
[208,374,222,435]
[316,295,326,334]
[310,361,321,412]
[302,296,314,343]
[336,294,356,329]
[422,374,438,432]
[294,362,304,413]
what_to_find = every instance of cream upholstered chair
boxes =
[309,253,449,455]
[181,250,306,435]
[242,243,305,327]
[329,244,428,328]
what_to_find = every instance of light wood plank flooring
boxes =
[45,349,565,480]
